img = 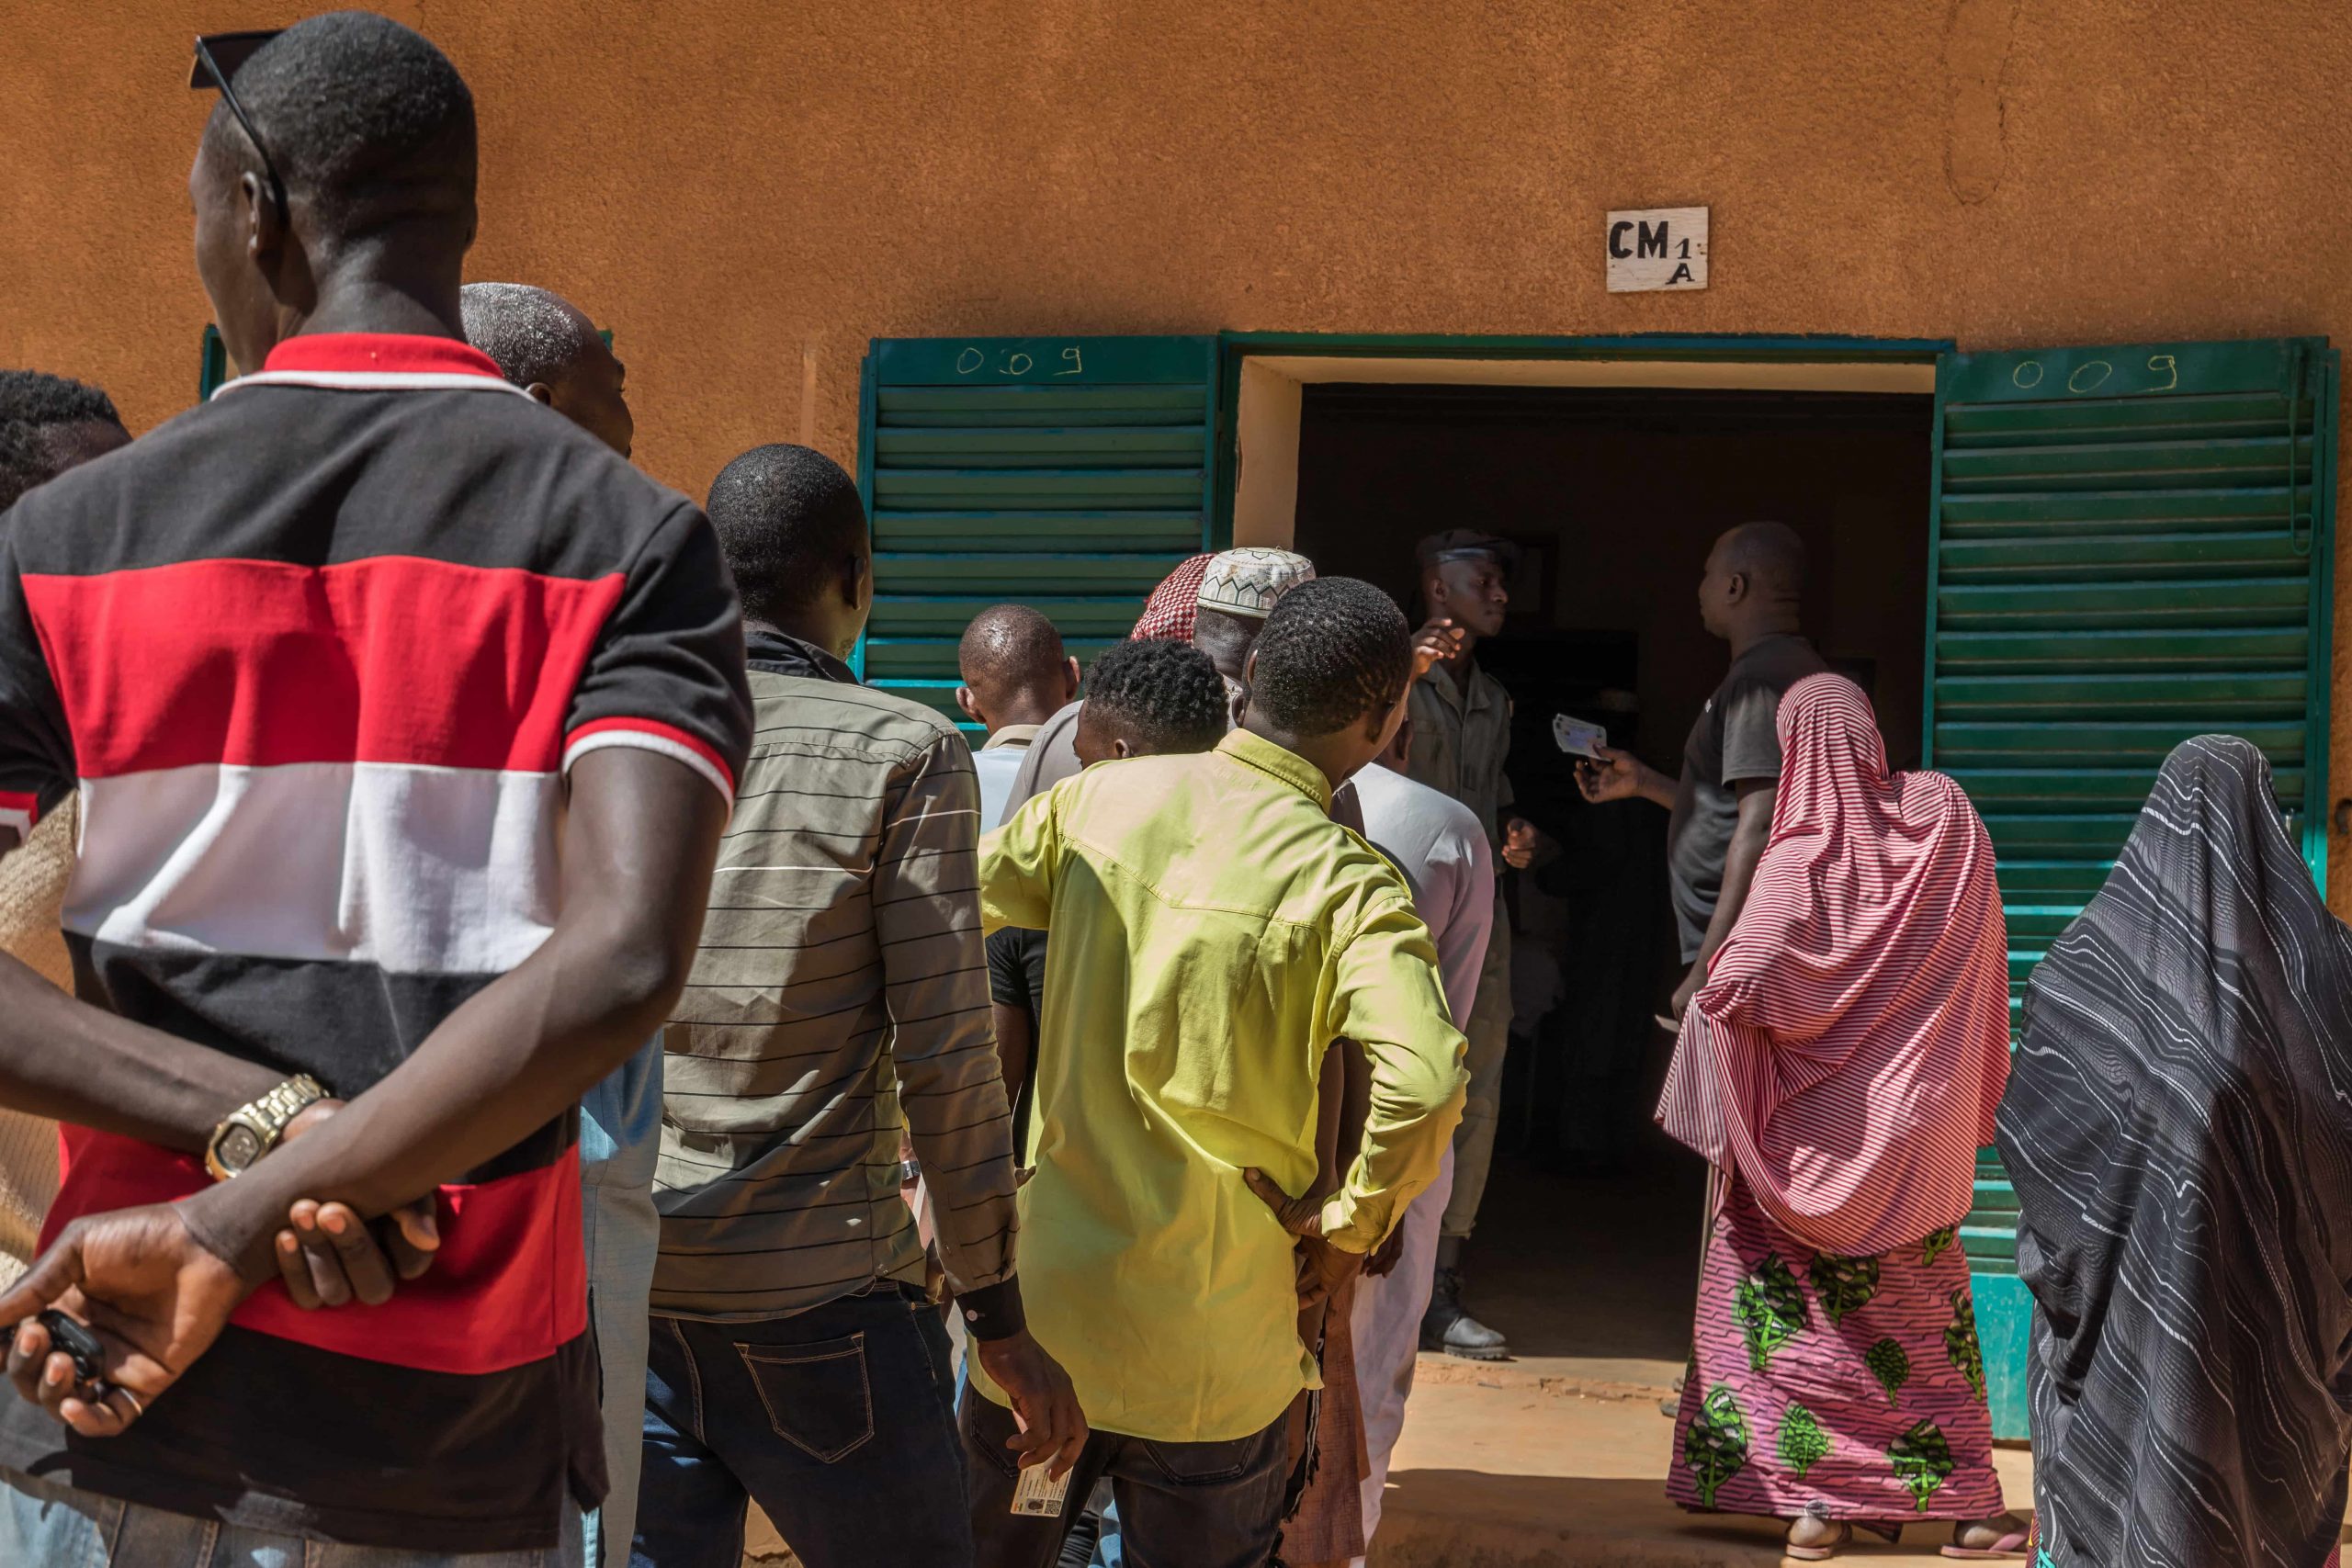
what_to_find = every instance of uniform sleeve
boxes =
[875,728,1026,1337]
[1717,680,1787,788]
[1317,894,1469,1252]
[0,523,78,849]
[978,781,1064,935]
[561,502,752,805]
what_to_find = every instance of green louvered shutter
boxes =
[855,337,1222,726]
[199,325,230,399]
[1926,336,2340,1438]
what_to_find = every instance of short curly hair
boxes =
[204,12,475,236]
[1086,638,1228,755]
[1247,577,1412,738]
[0,370,123,511]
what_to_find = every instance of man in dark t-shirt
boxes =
[1578,522,1824,1017]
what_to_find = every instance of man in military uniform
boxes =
[1403,530,1533,1359]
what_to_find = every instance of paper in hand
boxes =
[1011,1461,1072,1517]
[1552,713,1609,761]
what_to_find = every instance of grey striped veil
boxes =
[1996,736,2352,1567]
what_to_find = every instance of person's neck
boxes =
[987,690,1067,732]
[1724,614,1803,660]
[277,258,467,346]
[1241,713,1354,793]
[750,614,856,665]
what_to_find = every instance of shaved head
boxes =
[958,604,1078,735]
[461,282,632,455]
[960,605,1064,689]
[1717,521,1806,599]
[1698,519,1808,642]
[461,283,594,387]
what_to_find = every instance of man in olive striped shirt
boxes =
[639,445,1083,1568]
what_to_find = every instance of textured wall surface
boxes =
[3,0,2349,893]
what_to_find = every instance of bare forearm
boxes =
[1694,817,1772,967]
[0,951,278,1150]
[1634,764,1679,810]
[183,916,684,1276]
[181,751,725,1280]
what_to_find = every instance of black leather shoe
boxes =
[1419,1265,1510,1360]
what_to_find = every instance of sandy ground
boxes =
[1371,1354,2034,1566]
[740,1152,2041,1565]
[741,1357,2033,1567]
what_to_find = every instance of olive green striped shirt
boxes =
[651,630,1020,1323]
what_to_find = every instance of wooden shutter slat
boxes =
[862,338,1219,726]
[1927,336,2339,1439]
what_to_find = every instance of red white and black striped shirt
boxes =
[0,333,752,1551]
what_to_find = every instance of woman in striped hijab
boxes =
[1998,737,2352,1568]
[1657,673,2025,1559]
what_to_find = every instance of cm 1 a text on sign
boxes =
[1607,207,1708,292]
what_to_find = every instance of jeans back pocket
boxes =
[736,1334,875,1463]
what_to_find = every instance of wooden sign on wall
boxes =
[1606,207,1708,292]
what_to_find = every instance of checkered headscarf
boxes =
[1130,554,1215,640]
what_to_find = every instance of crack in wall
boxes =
[1944,0,2021,205]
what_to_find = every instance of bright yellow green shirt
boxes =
[971,728,1467,1442]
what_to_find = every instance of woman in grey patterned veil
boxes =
[1997,736,2352,1567]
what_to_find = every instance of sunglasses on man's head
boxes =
[190,30,288,223]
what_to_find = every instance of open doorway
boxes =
[1292,380,1936,1364]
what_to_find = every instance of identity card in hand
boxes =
[1552,713,1609,761]
[1011,1461,1072,1517]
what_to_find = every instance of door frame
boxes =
[1209,332,1953,549]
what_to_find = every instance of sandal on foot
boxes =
[1942,1521,2030,1560]
[1786,1521,1851,1562]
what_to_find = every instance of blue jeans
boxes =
[633,1284,967,1568]
[960,1392,1286,1568]
[578,1035,664,1568]
[0,1465,583,1565]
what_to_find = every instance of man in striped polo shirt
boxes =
[0,16,751,1563]
[641,445,1082,1568]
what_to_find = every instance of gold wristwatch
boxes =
[205,1074,328,1181]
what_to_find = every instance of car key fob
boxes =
[35,1310,103,1383]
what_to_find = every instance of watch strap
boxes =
[205,1073,328,1181]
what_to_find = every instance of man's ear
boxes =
[1242,648,1260,689]
[1724,570,1750,606]
[955,686,983,724]
[524,382,558,408]
[842,551,872,611]
[1111,738,1133,760]
[1061,655,1081,700]
[243,170,285,265]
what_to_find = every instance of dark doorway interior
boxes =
[1293,382,1935,1359]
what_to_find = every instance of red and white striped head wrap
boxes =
[1130,554,1214,641]
[1656,672,2011,1256]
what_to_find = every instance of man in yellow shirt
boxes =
[961,578,1469,1568]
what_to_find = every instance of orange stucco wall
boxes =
[5,0,2350,893]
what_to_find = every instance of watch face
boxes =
[218,1124,264,1172]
